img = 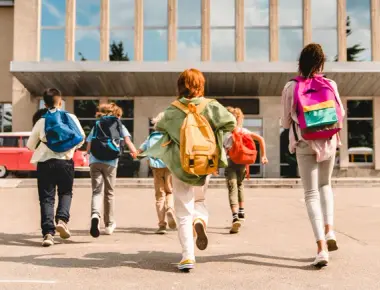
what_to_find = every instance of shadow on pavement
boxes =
[0,251,316,273]
[0,232,90,247]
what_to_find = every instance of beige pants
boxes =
[90,163,117,226]
[152,168,174,227]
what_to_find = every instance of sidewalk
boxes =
[2,177,380,189]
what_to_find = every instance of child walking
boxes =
[87,103,138,237]
[27,88,85,247]
[139,69,236,272]
[223,107,268,234]
[281,43,345,267]
[138,112,177,234]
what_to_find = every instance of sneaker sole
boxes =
[56,224,71,239]
[313,259,328,268]
[178,264,194,272]
[327,239,338,252]
[167,212,177,230]
[90,218,100,238]
[230,221,241,234]
[155,231,167,235]
[42,240,54,247]
[194,222,208,251]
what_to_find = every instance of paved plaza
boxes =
[0,185,380,290]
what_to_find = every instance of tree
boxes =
[335,16,366,62]
[109,41,130,61]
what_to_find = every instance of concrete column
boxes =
[337,0,347,61]
[371,0,380,60]
[100,0,110,61]
[65,0,76,61]
[303,0,311,46]
[235,0,244,61]
[168,0,177,60]
[134,97,174,177]
[134,0,143,61]
[373,98,380,169]
[201,0,210,61]
[261,97,281,178]
[12,0,40,131]
[65,98,74,113]
[339,97,349,169]
[269,0,278,61]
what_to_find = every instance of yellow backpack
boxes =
[171,99,219,176]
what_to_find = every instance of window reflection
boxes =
[0,104,12,133]
[110,0,135,27]
[279,0,302,27]
[279,29,303,61]
[144,0,168,27]
[244,0,269,27]
[211,29,235,61]
[41,29,65,61]
[346,0,371,61]
[75,30,100,61]
[76,0,100,27]
[178,0,201,27]
[41,0,66,27]
[177,30,201,61]
[245,29,269,61]
[110,31,134,61]
[211,0,235,27]
[144,30,168,61]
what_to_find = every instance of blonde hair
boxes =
[177,68,205,99]
[96,103,123,118]
[227,106,244,127]
[151,112,165,130]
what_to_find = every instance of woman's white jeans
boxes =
[296,142,336,242]
[172,175,211,261]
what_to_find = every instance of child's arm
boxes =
[250,132,268,164]
[86,142,91,154]
[124,136,138,158]
[26,120,42,151]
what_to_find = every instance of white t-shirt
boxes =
[223,127,251,151]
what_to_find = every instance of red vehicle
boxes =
[0,132,89,178]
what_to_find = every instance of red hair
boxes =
[177,68,205,99]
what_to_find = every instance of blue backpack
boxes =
[43,110,83,153]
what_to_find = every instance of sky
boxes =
[40,0,372,62]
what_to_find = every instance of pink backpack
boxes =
[292,75,343,140]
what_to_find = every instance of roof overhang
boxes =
[10,61,380,97]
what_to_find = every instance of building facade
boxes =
[1,0,380,177]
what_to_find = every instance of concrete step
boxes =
[3,177,380,189]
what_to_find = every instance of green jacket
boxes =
[140,97,236,186]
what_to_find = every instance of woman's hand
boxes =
[261,156,269,164]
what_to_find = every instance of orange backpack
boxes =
[228,129,257,165]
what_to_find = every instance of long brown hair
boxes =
[298,43,326,78]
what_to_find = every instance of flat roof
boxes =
[10,61,380,97]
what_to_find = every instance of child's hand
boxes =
[261,156,268,164]
[212,170,219,176]
[130,151,138,159]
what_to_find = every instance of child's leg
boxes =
[56,160,74,225]
[237,165,246,217]
[193,175,210,225]
[172,176,195,262]
[102,164,117,226]
[152,168,167,228]
[90,163,104,220]
[37,161,57,237]
[225,167,239,213]
[164,168,174,211]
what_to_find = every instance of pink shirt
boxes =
[281,79,345,162]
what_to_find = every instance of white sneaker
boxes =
[326,231,339,252]
[105,223,116,235]
[312,250,329,267]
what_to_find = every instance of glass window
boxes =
[217,98,260,115]
[41,0,66,27]
[74,100,99,140]
[110,31,134,61]
[0,137,18,147]
[245,0,269,27]
[347,100,373,163]
[280,128,298,177]
[279,29,303,61]
[144,30,168,61]
[40,29,65,61]
[279,0,303,61]
[178,0,201,27]
[76,0,100,27]
[39,99,66,111]
[75,30,100,61]
[110,0,135,27]
[346,0,371,61]
[0,104,12,132]
[211,29,235,61]
[243,118,263,177]
[177,30,201,61]
[144,0,168,27]
[312,0,337,61]
[246,29,269,61]
[109,99,134,139]
[211,0,235,27]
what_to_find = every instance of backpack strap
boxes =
[171,100,189,114]
[196,99,214,114]
[171,98,215,114]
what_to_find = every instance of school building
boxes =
[0,0,380,178]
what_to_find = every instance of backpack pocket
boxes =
[303,101,338,128]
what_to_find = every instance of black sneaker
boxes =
[42,234,54,247]
[230,218,241,234]
[238,212,245,221]
[90,214,100,238]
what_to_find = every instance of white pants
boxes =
[173,175,211,261]
[296,142,336,242]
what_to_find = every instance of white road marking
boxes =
[0,280,56,284]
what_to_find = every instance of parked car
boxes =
[0,132,89,178]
